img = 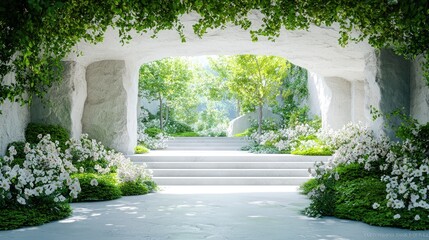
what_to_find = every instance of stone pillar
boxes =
[31,61,87,138]
[351,81,365,123]
[323,77,352,130]
[307,72,353,129]
[410,55,429,124]
[364,49,410,137]
[82,60,138,154]
[0,73,30,156]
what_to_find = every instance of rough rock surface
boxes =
[364,49,411,137]
[0,73,30,156]
[411,55,429,124]
[31,61,86,138]
[82,60,137,154]
[67,13,373,82]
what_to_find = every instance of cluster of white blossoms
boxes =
[1,133,155,207]
[381,139,429,213]
[67,134,153,183]
[137,130,169,150]
[251,123,320,152]
[310,122,429,221]
[0,135,80,206]
[317,122,371,150]
[66,134,111,174]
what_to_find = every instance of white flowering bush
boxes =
[302,120,429,230]
[137,110,170,149]
[64,134,155,200]
[0,135,80,207]
[247,120,331,155]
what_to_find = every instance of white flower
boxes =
[37,134,43,139]
[17,196,26,205]
[90,178,98,186]
[393,214,401,219]
[415,215,421,221]
[372,202,380,209]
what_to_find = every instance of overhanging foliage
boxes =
[1,0,428,110]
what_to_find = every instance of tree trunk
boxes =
[165,101,169,126]
[159,94,163,131]
[258,104,263,135]
[236,99,241,117]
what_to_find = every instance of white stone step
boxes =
[129,153,329,163]
[152,177,311,185]
[168,137,248,143]
[141,161,316,169]
[165,146,244,151]
[152,169,309,177]
[129,149,328,185]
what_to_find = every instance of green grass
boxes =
[134,145,150,154]
[171,132,200,137]
[0,203,72,230]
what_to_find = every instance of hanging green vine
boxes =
[1,0,428,111]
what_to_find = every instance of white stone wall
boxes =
[351,81,365,123]
[323,77,352,130]
[227,108,281,137]
[31,61,87,138]
[0,73,30,156]
[410,55,429,124]
[82,60,137,154]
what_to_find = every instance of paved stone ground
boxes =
[1,186,429,240]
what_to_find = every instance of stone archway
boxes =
[26,13,426,154]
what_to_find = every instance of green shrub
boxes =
[234,128,252,137]
[134,145,150,154]
[145,127,162,137]
[291,137,332,156]
[165,120,193,134]
[334,177,391,224]
[291,146,332,156]
[0,203,72,230]
[25,123,70,150]
[143,179,158,192]
[299,178,318,195]
[172,131,200,137]
[72,173,122,202]
[120,181,149,196]
[335,163,376,182]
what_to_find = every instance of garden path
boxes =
[1,186,428,240]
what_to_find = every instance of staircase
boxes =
[129,137,330,185]
[164,137,248,151]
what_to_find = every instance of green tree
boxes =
[211,55,290,135]
[139,58,193,131]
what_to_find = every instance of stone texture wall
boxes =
[82,60,137,154]
[307,73,355,130]
[31,61,86,138]
[364,49,410,137]
[410,55,429,124]
[351,81,365,123]
[323,77,352,130]
[0,73,30,156]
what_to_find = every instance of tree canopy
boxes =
[1,0,428,111]
[210,55,290,134]
[139,58,194,130]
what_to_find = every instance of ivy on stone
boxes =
[1,0,428,111]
